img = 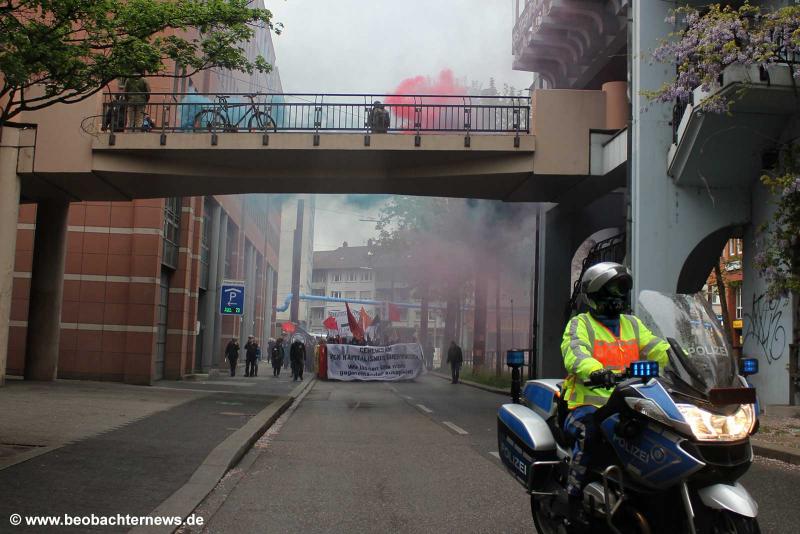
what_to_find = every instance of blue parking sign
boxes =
[220,281,245,315]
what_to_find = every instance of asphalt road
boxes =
[197,374,800,534]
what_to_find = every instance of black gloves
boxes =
[589,369,616,388]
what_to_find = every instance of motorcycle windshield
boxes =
[637,290,737,397]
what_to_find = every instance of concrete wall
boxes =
[742,181,794,405]
[532,89,607,176]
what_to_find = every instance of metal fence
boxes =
[99,92,531,136]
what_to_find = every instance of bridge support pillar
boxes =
[211,213,228,367]
[0,127,23,386]
[201,203,222,371]
[536,194,626,379]
[24,199,69,381]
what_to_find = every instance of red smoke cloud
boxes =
[385,70,467,131]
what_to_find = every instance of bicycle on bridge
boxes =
[193,94,277,133]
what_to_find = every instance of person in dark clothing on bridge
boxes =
[446,341,463,384]
[367,101,390,133]
[244,335,260,377]
[290,339,306,381]
[224,338,240,377]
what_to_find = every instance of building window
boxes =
[330,291,342,299]
[361,271,373,282]
[736,239,743,255]
[311,288,325,297]
[162,197,181,270]
[346,271,358,282]
[344,291,356,299]
[728,240,735,256]
[332,272,342,282]
[710,287,720,305]
[735,287,743,320]
[312,271,325,283]
[360,291,372,300]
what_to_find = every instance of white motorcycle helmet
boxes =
[580,261,633,317]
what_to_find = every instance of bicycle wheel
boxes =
[193,110,226,132]
[248,111,277,132]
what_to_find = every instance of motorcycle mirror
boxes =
[739,357,758,377]
[630,360,659,380]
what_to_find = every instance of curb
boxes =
[431,370,510,397]
[130,377,316,534]
[751,439,800,466]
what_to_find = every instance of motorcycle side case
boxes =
[497,403,557,490]
[522,379,562,420]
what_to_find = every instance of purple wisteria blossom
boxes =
[648,4,800,113]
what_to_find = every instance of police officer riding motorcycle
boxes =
[497,262,761,533]
[561,263,669,526]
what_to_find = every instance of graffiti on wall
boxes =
[743,293,789,365]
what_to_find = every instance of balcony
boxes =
[668,63,799,188]
[512,0,629,89]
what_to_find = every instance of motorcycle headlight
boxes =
[625,397,671,426]
[676,403,756,442]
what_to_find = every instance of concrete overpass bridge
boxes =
[1,88,629,384]
[16,91,591,203]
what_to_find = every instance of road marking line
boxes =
[442,421,469,435]
[416,404,433,414]
[489,451,500,459]
[403,395,413,401]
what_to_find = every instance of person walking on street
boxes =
[244,335,260,377]
[224,338,240,377]
[290,338,306,381]
[446,341,463,384]
[271,337,285,377]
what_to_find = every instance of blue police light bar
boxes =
[740,358,759,376]
[630,360,659,379]
[506,350,525,367]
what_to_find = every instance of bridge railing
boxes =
[99,92,531,136]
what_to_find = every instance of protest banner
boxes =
[326,343,425,381]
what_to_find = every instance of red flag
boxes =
[323,315,338,331]
[359,307,372,330]
[388,303,401,322]
[345,302,365,341]
[282,321,296,334]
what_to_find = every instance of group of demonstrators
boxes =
[223,335,307,381]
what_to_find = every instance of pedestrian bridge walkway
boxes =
[16,90,620,203]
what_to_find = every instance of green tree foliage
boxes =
[0,0,279,124]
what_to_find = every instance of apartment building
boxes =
[308,243,445,345]
[5,5,284,384]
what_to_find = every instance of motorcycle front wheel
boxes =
[699,510,760,534]
[531,495,565,534]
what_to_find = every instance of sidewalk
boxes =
[752,409,800,465]
[0,370,313,533]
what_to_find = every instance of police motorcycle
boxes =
[497,291,761,534]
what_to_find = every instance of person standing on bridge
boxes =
[120,76,150,131]
[224,338,240,377]
[368,101,390,133]
[446,341,463,384]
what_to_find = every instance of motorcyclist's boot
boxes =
[564,495,589,534]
